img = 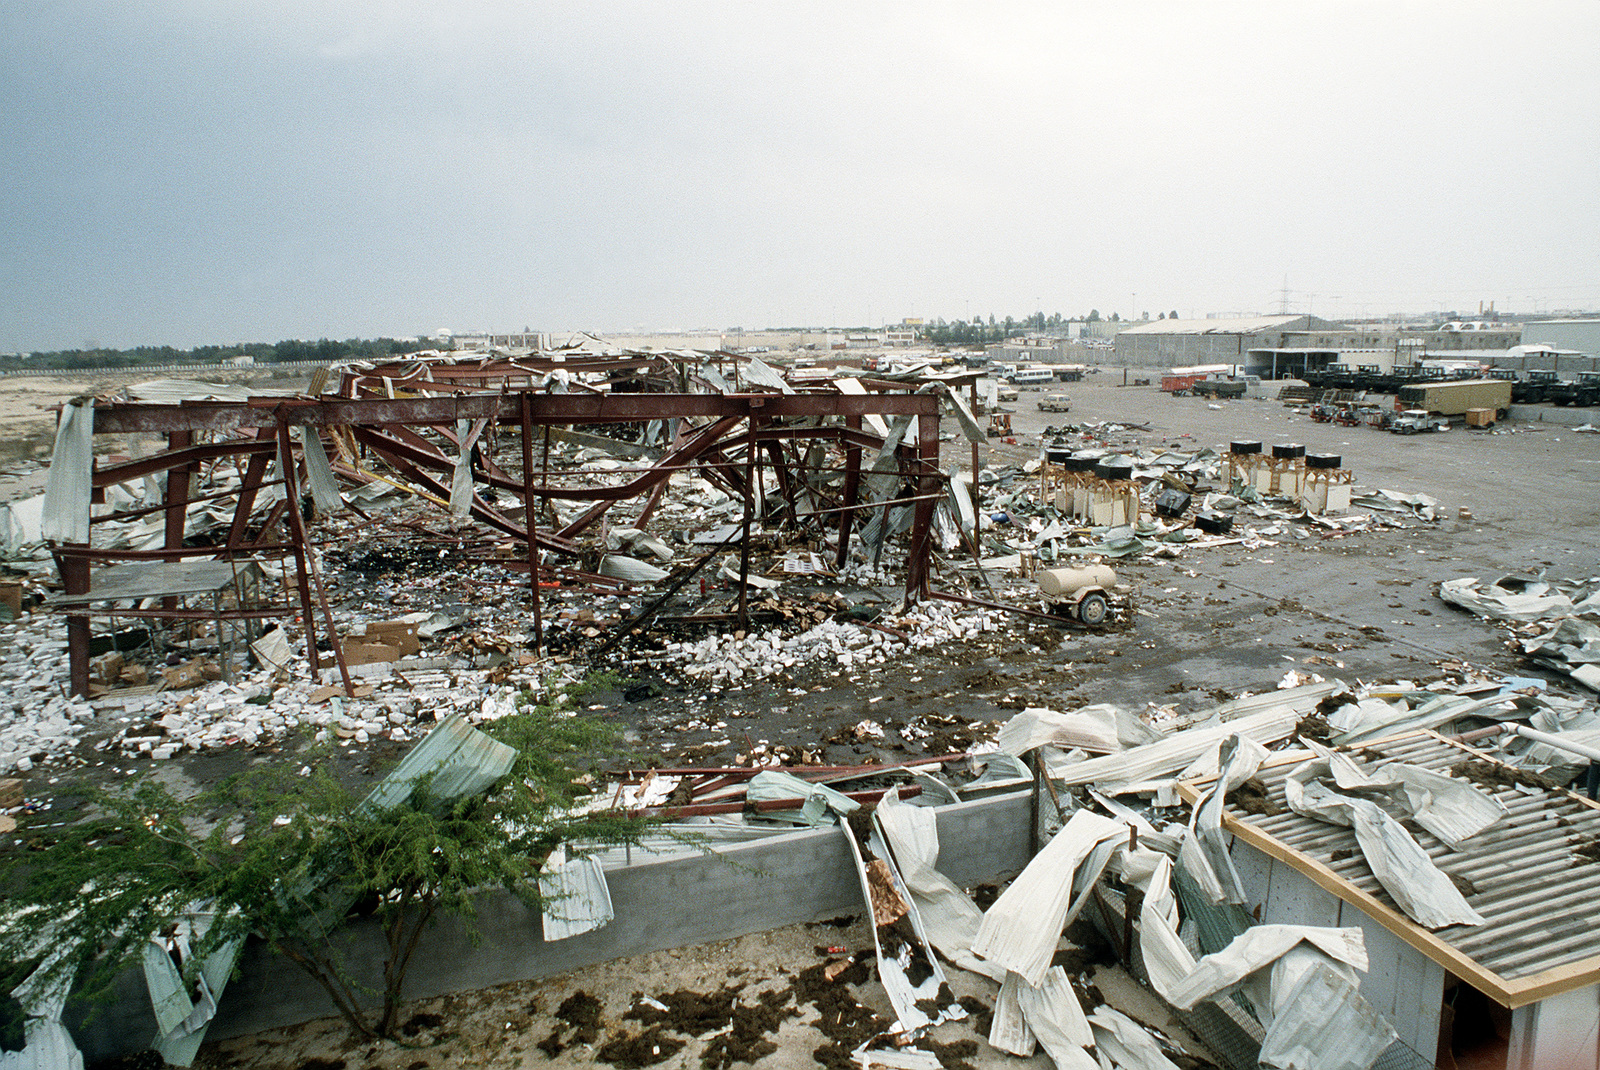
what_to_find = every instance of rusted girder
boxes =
[90,391,941,434]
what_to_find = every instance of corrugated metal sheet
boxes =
[1186,731,1600,1007]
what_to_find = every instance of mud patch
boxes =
[596,1027,686,1068]
[957,996,992,1037]
[1450,760,1565,794]
[1232,777,1282,817]
[539,989,606,1055]
[1572,837,1600,864]
[1294,713,1334,745]
[625,987,740,1036]
[700,990,797,1070]
[399,1013,444,1038]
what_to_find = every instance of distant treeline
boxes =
[0,337,438,371]
[918,311,1126,346]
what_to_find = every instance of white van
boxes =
[1008,366,1055,387]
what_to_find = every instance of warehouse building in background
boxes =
[1520,318,1600,356]
[1113,315,1347,371]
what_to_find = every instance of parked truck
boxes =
[1547,373,1600,407]
[1393,378,1512,420]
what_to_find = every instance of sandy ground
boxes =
[0,367,311,468]
[194,917,1214,1070]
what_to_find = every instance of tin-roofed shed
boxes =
[1182,730,1600,1070]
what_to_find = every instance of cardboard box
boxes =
[91,651,125,686]
[0,778,22,808]
[162,658,208,690]
[361,621,421,657]
[1465,408,1496,427]
[342,639,402,665]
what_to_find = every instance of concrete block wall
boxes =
[67,789,1034,1060]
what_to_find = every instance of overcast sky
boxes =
[2,1,1597,351]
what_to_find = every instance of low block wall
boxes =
[68,789,1034,1059]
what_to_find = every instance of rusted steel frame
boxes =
[268,420,321,676]
[619,754,961,780]
[54,606,293,621]
[553,415,744,540]
[90,391,941,434]
[60,550,92,697]
[161,430,195,611]
[349,411,728,505]
[346,356,666,383]
[227,426,279,548]
[637,784,921,819]
[737,419,760,631]
[518,391,543,654]
[348,426,580,555]
[91,478,283,526]
[632,474,670,530]
[925,589,1074,627]
[91,437,276,489]
[904,413,941,602]
[790,489,945,521]
[277,414,351,691]
[762,438,796,527]
[249,499,291,547]
[695,446,746,499]
[835,416,863,571]
[51,543,297,562]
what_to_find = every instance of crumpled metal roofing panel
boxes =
[1182,730,1600,1007]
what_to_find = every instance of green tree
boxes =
[0,693,649,1042]
[1087,309,1101,322]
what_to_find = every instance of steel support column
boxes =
[904,413,941,602]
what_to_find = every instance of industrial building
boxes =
[1113,315,1348,371]
[1520,318,1600,357]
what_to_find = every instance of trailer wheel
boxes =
[1078,593,1110,626]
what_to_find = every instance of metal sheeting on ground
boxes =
[875,791,1002,981]
[840,823,964,1036]
[971,809,1127,986]
[1186,735,1269,905]
[360,712,516,812]
[1181,730,1600,1007]
[1042,683,1337,793]
[2,938,84,1070]
[1168,926,1394,1070]
[747,769,859,826]
[1088,1006,1185,1070]
[142,916,243,1066]
[1014,966,1099,1070]
[998,704,1161,757]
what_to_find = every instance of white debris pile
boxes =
[0,618,95,774]
[100,658,560,760]
[660,601,1005,685]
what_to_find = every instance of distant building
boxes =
[488,332,547,350]
[1521,318,1600,356]
[1113,315,1347,370]
[883,328,918,347]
